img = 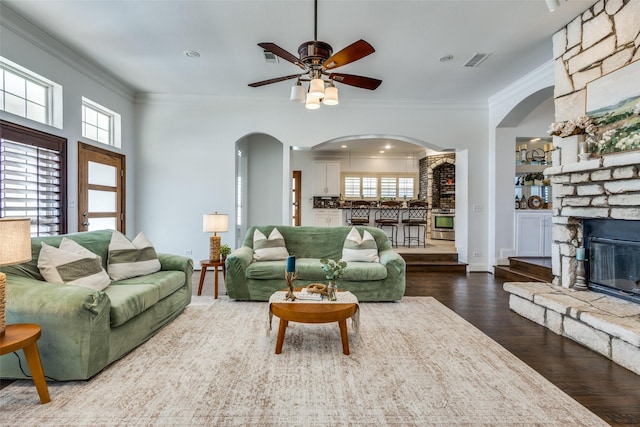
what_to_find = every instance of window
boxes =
[82,97,121,148]
[0,120,67,236]
[362,177,377,198]
[344,176,360,198]
[0,57,62,128]
[341,173,417,200]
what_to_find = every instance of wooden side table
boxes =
[0,324,51,404]
[198,259,226,299]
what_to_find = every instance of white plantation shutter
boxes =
[0,121,67,236]
[380,177,397,198]
[344,176,360,198]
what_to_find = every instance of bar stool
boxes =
[347,200,371,226]
[402,201,427,247]
[375,201,401,246]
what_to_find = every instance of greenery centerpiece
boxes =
[320,258,347,301]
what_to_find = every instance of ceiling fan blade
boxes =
[322,39,375,70]
[257,43,306,70]
[248,74,301,88]
[330,73,382,90]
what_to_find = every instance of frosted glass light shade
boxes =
[309,78,325,98]
[323,85,339,105]
[203,213,228,234]
[305,94,321,110]
[290,84,305,103]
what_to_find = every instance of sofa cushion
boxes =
[37,239,111,290]
[245,258,387,281]
[107,231,161,280]
[252,228,289,261]
[342,227,379,262]
[113,270,186,300]
[104,284,160,327]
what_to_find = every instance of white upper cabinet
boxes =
[313,162,341,196]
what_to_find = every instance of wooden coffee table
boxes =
[269,290,358,355]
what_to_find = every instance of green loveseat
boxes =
[225,225,405,301]
[0,230,193,381]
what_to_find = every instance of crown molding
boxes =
[0,4,135,102]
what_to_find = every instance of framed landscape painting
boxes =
[586,60,640,155]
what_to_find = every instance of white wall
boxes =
[0,9,137,235]
[136,96,490,267]
[488,61,555,268]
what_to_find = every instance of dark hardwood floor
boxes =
[405,272,640,427]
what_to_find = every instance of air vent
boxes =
[263,50,279,64]
[463,53,491,68]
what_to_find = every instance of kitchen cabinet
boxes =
[515,211,552,256]
[314,162,341,196]
[313,209,343,227]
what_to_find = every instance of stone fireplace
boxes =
[504,0,640,376]
[546,152,640,292]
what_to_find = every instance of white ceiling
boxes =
[0,0,596,153]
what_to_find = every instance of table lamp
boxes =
[203,212,228,261]
[0,218,32,336]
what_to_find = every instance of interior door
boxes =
[78,142,125,232]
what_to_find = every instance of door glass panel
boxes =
[88,189,116,212]
[88,217,116,231]
[88,161,116,187]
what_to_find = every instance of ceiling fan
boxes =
[248,0,382,107]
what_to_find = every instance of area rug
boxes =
[0,297,607,426]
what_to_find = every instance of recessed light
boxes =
[379,150,385,154]
[438,55,454,62]
[384,144,392,149]
[184,50,201,58]
[341,145,347,148]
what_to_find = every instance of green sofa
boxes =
[0,230,193,381]
[225,225,405,301]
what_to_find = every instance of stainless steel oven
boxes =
[431,210,455,241]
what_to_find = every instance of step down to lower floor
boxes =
[399,252,467,274]
[494,257,552,283]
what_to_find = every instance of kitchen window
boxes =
[342,173,417,199]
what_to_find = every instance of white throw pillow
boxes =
[342,227,379,262]
[107,231,161,280]
[253,228,289,261]
[37,238,111,290]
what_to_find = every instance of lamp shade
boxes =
[323,85,339,105]
[0,217,32,266]
[290,84,305,103]
[305,94,321,110]
[203,213,228,234]
[308,78,325,99]
[0,217,31,336]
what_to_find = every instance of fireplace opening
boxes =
[584,219,640,304]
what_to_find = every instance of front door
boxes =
[77,142,125,232]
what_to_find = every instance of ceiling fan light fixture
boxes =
[290,82,305,103]
[323,84,339,105]
[309,78,325,98]
[305,94,321,110]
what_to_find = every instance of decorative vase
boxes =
[555,134,584,166]
[327,281,337,301]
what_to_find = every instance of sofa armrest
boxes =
[4,274,112,380]
[225,246,254,300]
[157,253,194,295]
[377,248,406,300]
